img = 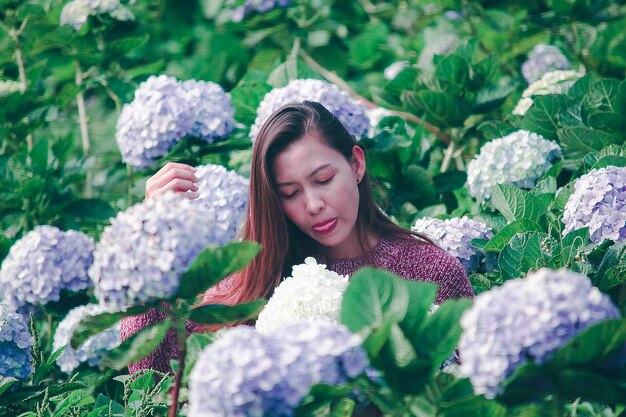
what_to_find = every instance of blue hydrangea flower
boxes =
[0,226,94,310]
[231,0,291,22]
[459,268,620,399]
[60,0,134,30]
[116,76,235,168]
[411,217,494,274]
[562,166,626,244]
[52,304,120,373]
[522,45,572,84]
[188,322,367,417]
[250,79,370,142]
[179,80,235,143]
[186,164,249,244]
[466,130,562,204]
[88,193,219,311]
[0,303,34,380]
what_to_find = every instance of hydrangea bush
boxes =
[513,70,582,115]
[0,303,34,380]
[231,0,291,22]
[60,0,134,30]
[459,268,620,399]
[187,164,249,244]
[411,217,493,274]
[255,257,349,333]
[466,130,562,204]
[0,226,94,310]
[88,193,218,310]
[52,304,121,373]
[562,166,626,243]
[250,79,370,141]
[188,322,367,417]
[521,44,572,84]
[116,75,234,168]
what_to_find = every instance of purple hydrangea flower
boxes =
[116,76,235,168]
[0,226,94,310]
[411,217,494,274]
[186,164,249,244]
[52,304,120,373]
[459,268,620,399]
[522,45,572,84]
[60,0,134,30]
[179,80,235,143]
[562,166,626,244]
[0,303,34,380]
[250,79,370,142]
[88,193,219,311]
[231,0,291,22]
[466,130,562,204]
[188,321,367,417]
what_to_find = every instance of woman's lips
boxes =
[312,218,337,234]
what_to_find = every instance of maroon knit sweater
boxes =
[120,235,474,374]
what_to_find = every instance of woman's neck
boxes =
[324,230,380,260]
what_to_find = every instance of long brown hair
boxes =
[209,101,432,306]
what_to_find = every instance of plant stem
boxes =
[441,141,456,172]
[75,61,92,197]
[296,48,452,145]
[169,324,187,417]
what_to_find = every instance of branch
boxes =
[297,48,451,145]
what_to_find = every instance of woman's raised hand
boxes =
[145,162,199,199]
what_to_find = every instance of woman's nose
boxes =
[304,190,325,214]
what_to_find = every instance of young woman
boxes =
[121,101,473,374]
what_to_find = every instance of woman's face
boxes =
[271,133,366,259]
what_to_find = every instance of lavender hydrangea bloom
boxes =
[188,322,367,417]
[0,303,34,380]
[60,0,134,30]
[466,130,562,204]
[522,45,572,84]
[459,268,620,399]
[411,217,493,274]
[231,0,291,22]
[116,76,235,168]
[186,164,249,244]
[88,193,217,311]
[562,166,626,244]
[0,226,94,310]
[52,304,120,373]
[179,80,235,143]
[250,79,370,142]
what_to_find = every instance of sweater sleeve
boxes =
[429,248,474,303]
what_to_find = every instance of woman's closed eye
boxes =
[317,176,333,185]
[281,190,299,200]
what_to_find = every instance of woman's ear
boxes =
[351,145,366,183]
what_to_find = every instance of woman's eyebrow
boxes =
[276,163,332,187]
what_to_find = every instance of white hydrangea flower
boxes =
[60,0,134,30]
[466,130,562,204]
[255,257,349,333]
[512,70,582,115]
[384,61,409,80]
[250,79,370,142]
[562,166,626,243]
[186,164,249,244]
[89,193,219,311]
[411,217,493,274]
[52,304,120,373]
[0,80,23,96]
[365,107,394,137]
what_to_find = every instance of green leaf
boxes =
[107,34,150,55]
[490,184,546,223]
[592,155,626,169]
[230,73,272,125]
[551,319,626,367]
[594,242,626,289]
[29,139,48,177]
[435,54,470,87]
[176,241,261,300]
[521,95,572,140]
[553,369,626,404]
[499,232,557,279]
[399,279,439,339]
[188,300,266,324]
[404,90,471,128]
[432,170,467,193]
[92,394,124,417]
[0,377,18,396]
[340,267,410,334]
[349,22,388,70]
[583,78,621,114]
[70,305,153,349]
[483,219,541,252]
[60,199,116,226]
[587,111,623,133]
[101,319,172,371]
[557,127,621,154]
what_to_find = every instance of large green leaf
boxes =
[499,232,557,279]
[557,127,621,154]
[101,319,172,371]
[349,22,388,70]
[404,90,471,128]
[521,95,572,140]
[187,300,266,324]
[435,54,470,87]
[582,78,621,114]
[483,219,541,252]
[490,184,546,223]
[594,242,626,289]
[176,241,261,300]
[0,377,17,397]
